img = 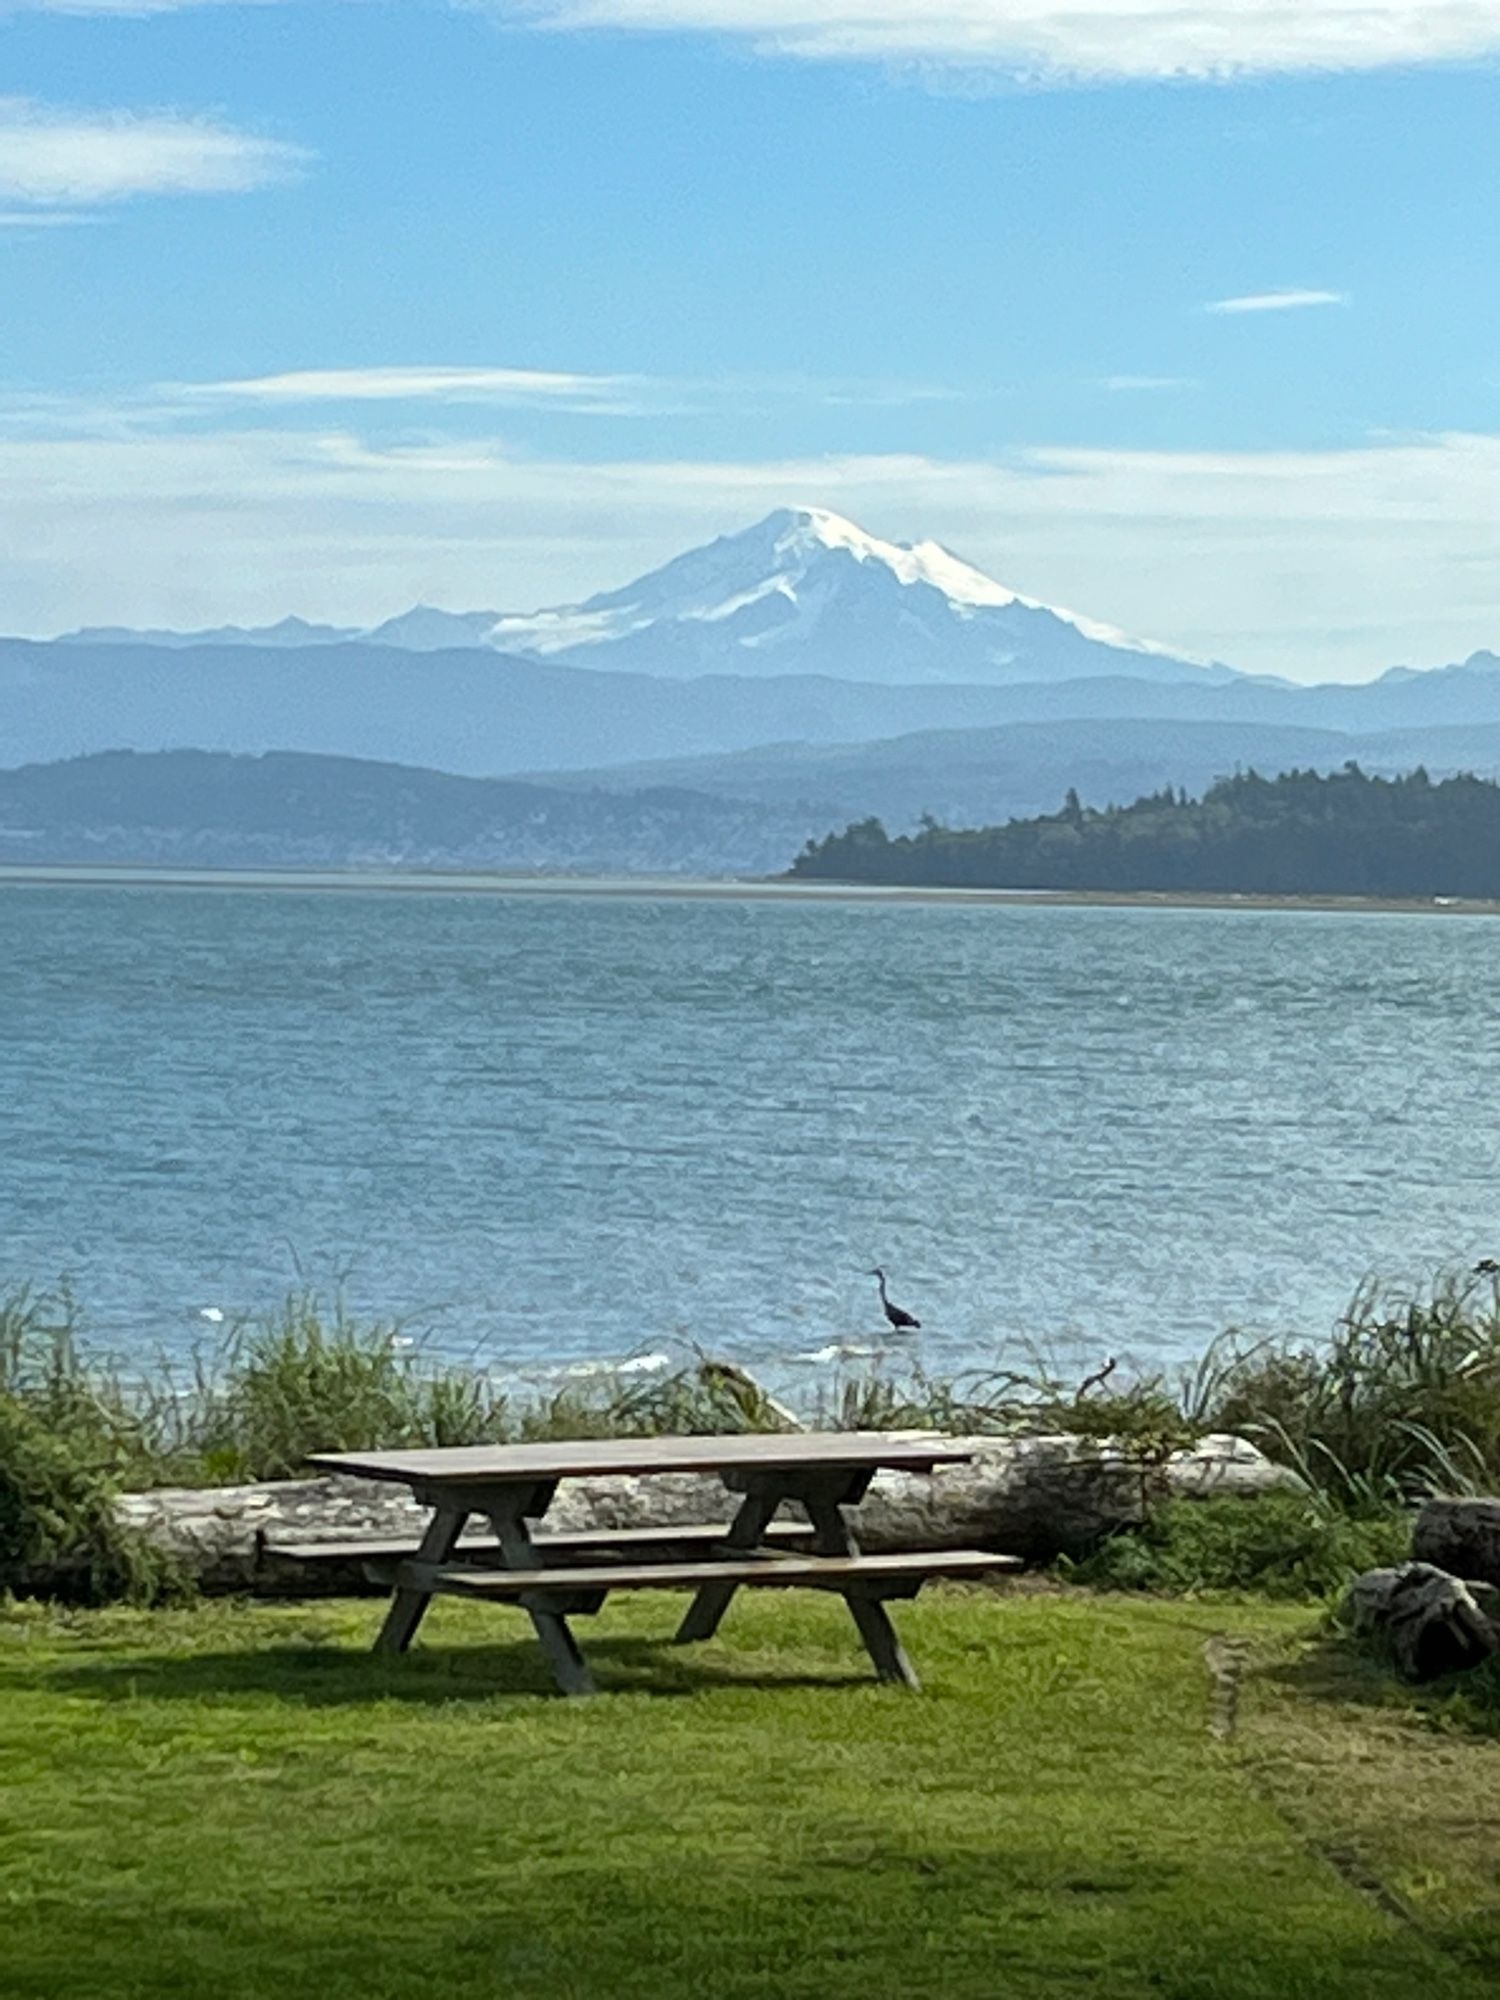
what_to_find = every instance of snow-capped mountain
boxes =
[485,508,1235,687]
[48,508,1234,689]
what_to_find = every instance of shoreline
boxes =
[1,859,1498,915]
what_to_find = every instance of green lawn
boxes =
[1,1588,1496,2000]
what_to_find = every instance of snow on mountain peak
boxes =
[483,505,1221,685]
[753,505,1182,659]
[767,505,1017,610]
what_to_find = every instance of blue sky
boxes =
[2,3,1499,679]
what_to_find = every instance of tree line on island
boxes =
[789,765,1500,898]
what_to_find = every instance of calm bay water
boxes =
[4,880,1499,1398]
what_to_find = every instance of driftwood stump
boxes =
[1347,1562,1499,1682]
[1412,1498,1500,1589]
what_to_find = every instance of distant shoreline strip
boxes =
[1,862,1497,916]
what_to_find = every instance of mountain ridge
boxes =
[526,715,1500,828]
[12,634,1500,781]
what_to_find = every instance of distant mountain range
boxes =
[8,634,1500,782]
[58,507,1230,689]
[6,503,1498,875]
[58,615,364,652]
[530,716,1500,829]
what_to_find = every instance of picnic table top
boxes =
[306,1431,975,1488]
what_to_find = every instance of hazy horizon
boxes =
[9,499,1495,691]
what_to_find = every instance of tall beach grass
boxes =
[6,1266,1500,1603]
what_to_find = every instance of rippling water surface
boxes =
[5,881,1499,1395]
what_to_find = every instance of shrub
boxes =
[1066,1494,1411,1600]
[0,1391,179,1605]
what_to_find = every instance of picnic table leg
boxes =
[486,1481,598,1698]
[523,1603,596,1698]
[805,1479,920,1691]
[673,1486,782,1645]
[841,1594,918,1690]
[375,1504,467,1656]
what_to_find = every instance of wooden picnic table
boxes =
[296,1432,1015,1696]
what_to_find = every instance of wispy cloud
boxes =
[0,98,309,211]
[172,362,973,418]
[183,364,652,414]
[1206,289,1347,315]
[0,209,100,229]
[486,2,1500,83]
[819,383,962,408]
[1100,374,1195,392]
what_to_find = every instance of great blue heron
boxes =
[870,1267,921,1333]
[1077,1357,1118,1398]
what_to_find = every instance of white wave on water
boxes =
[789,1342,886,1365]
[545,1350,674,1382]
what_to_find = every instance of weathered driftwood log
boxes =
[1412,1498,1500,1589]
[1346,1562,1499,1682]
[114,1431,1298,1595]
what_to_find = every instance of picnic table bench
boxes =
[283,1433,1016,1695]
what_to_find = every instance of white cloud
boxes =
[14,0,1500,80]
[486,2,1500,81]
[1206,289,1347,315]
[1,416,1499,679]
[0,208,99,228]
[168,362,965,417]
[0,98,308,209]
[184,365,653,412]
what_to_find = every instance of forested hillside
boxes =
[790,766,1500,897]
[0,750,815,876]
